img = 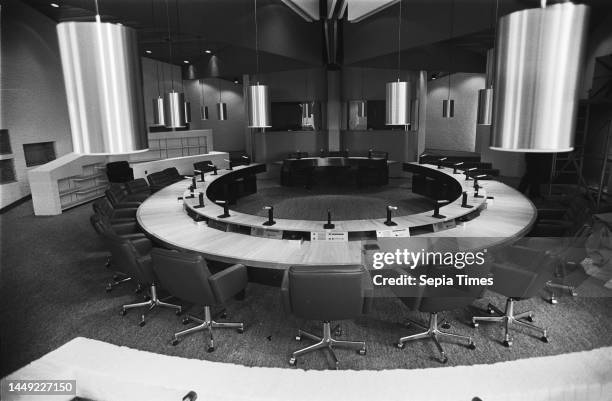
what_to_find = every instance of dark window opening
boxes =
[23,142,56,167]
[0,159,17,184]
[0,129,12,154]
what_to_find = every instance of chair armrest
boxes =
[112,222,140,236]
[281,269,291,314]
[208,263,248,304]
[131,237,152,256]
[112,207,138,218]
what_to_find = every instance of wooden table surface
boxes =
[137,163,537,269]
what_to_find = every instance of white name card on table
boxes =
[376,228,411,238]
[433,219,456,232]
[311,231,349,242]
[250,227,284,240]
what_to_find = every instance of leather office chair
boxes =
[163,167,184,183]
[112,236,182,326]
[228,150,251,168]
[151,248,246,352]
[147,171,176,192]
[281,265,372,369]
[105,183,148,208]
[471,245,554,346]
[92,197,137,224]
[106,161,134,183]
[392,264,483,363]
[124,178,151,197]
[193,161,217,175]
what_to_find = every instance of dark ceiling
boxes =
[17,0,612,79]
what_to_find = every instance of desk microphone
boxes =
[474,175,487,198]
[216,200,230,218]
[296,150,302,159]
[345,148,350,157]
[194,192,205,209]
[437,157,447,169]
[368,149,373,159]
[323,209,335,229]
[465,167,477,180]
[208,162,218,175]
[241,155,250,165]
[262,206,276,226]
[453,162,464,174]
[432,200,448,219]
[224,159,233,170]
[461,191,473,208]
[419,153,429,164]
[192,176,197,190]
[385,205,398,226]
[194,169,205,182]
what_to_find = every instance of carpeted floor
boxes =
[232,178,433,220]
[1,186,612,377]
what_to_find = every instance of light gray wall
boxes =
[1,1,73,209]
[425,73,484,152]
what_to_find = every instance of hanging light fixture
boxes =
[163,0,186,128]
[442,0,455,119]
[357,68,367,118]
[477,0,499,126]
[175,0,190,124]
[150,0,166,127]
[57,0,148,154]
[199,79,209,120]
[490,1,589,152]
[247,0,271,128]
[217,80,227,120]
[385,0,410,126]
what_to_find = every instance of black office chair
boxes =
[193,161,217,175]
[392,264,484,363]
[151,248,246,352]
[124,178,151,197]
[92,197,137,224]
[147,171,175,192]
[471,245,554,346]
[163,167,184,183]
[105,183,148,208]
[106,161,134,183]
[109,237,182,326]
[281,265,372,369]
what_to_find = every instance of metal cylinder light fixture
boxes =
[200,105,209,120]
[184,101,192,123]
[57,21,148,154]
[164,90,187,128]
[385,80,410,125]
[477,49,495,125]
[217,102,228,121]
[357,100,367,118]
[247,83,271,128]
[152,96,166,126]
[490,2,590,152]
[301,102,313,119]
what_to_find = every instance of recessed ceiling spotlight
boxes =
[432,76,437,80]
[183,60,189,64]
[50,3,60,7]
[234,80,239,84]
[204,50,212,54]
[145,50,152,54]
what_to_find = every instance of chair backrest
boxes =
[151,248,216,306]
[193,161,216,173]
[92,197,114,218]
[147,171,173,188]
[163,167,182,182]
[106,161,134,183]
[285,265,368,321]
[105,184,127,206]
[228,151,250,166]
[125,178,150,195]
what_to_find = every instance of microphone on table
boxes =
[194,169,205,182]
[384,205,398,226]
[437,157,447,169]
[216,200,230,218]
[262,206,276,226]
[191,175,197,189]
[419,153,429,164]
[368,149,373,159]
[465,167,477,181]
[461,191,473,208]
[345,148,350,157]
[194,192,205,209]
[323,209,335,229]
[207,162,218,175]
[432,199,448,219]
[223,159,233,170]
[474,174,487,198]
[453,162,464,174]
[241,155,250,165]
[296,149,302,159]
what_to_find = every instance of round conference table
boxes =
[136,163,537,272]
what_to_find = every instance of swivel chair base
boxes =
[546,281,578,305]
[105,274,132,292]
[171,305,244,352]
[397,312,474,364]
[120,284,182,326]
[289,321,366,369]
[471,298,549,346]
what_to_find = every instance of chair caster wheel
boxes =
[471,321,479,328]
[334,328,343,337]
[237,327,244,334]
[440,356,448,364]
[120,309,126,316]
[295,335,302,341]
[549,297,558,305]
[207,346,215,353]
[182,317,191,325]
[139,315,146,327]
[171,338,179,346]
[358,348,366,356]
[526,315,534,322]
[541,336,549,343]
[440,321,451,330]
[219,312,228,319]
[503,340,512,347]
[289,357,297,366]
[396,342,405,349]
[487,305,495,314]
[570,290,578,297]
[468,342,476,350]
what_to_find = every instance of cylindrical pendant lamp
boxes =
[57,21,148,154]
[217,102,228,121]
[385,81,410,125]
[301,102,313,119]
[477,48,495,125]
[164,90,187,128]
[490,3,589,152]
[247,83,271,128]
[200,105,209,120]
[357,100,367,118]
[184,101,192,123]
[152,96,166,126]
